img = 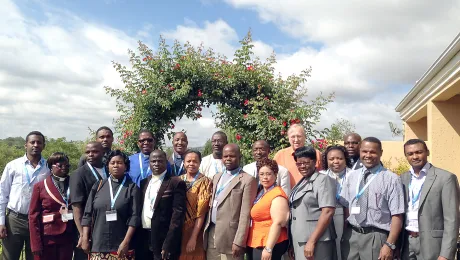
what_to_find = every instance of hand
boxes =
[261,249,272,260]
[76,236,82,248]
[161,250,171,260]
[232,243,244,258]
[81,237,90,254]
[117,240,129,258]
[378,244,393,260]
[437,257,448,260]
[0,225,7,239]
[288,246,295,260]
[303,241,315,260]
[186,238,197,253]
[32,251,42,256]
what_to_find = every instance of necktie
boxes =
[355,170,371,224]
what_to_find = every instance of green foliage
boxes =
[202,139,212,157]
[325,118,356,145]
[382,157,410,175]
[106,31,333,160]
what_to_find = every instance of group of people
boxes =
[0,124,458,260]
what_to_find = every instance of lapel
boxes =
[153,172,171,210]
[219,172,243,202]
[292,172,319,202]
[45,176,65,204]
[419,165,436,207]
[212,173,223,201]
[142,175,153,197]
[402,172,410,201]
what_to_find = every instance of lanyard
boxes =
[216,168,240,196]
[24,158,45,185]
[87,162,106,181]
[108,175,127,210]
[149,174,166,208]
[328,169,346,200]
[409,176,424,207]
[139,153,150,179]
[354,166,382,201]
[44,178,70,208]
[173,159,184,176]
[254,184,275,204]
[213,160,222,175]
[182,172,200,188]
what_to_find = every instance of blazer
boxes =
[203,170,258,254]
[28,176,73,253]
[400,164,459,260]
[140,172,186,257]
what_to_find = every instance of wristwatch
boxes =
[384,241,396,250]
[264,247,273,253]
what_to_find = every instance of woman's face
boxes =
[258,166,276,189]
[184,153,200,175]
[296,157,316,177]
[51,160,70,177]
[108,155,127,178]
[327,149,347,173]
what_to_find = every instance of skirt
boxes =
[90,250,135,260]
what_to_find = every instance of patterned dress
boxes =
[179,174,212,260]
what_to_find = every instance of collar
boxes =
[226,167,241,175]
[52,174,67,182]
[173,152,183,160]
[410,162,430,178]
[363,164,383,174]
[139,152,150,159]
[23,154,44,165]
[110,174,125,182]
[328,168,347,179]
[152,170,167,181]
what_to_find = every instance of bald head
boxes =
[344,132,361,158]
[252,140,270,161]
[287,124,306,150]
[223,144,241,171]
[172,132,188,155]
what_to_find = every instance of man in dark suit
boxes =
[138,150,186,260]
[400,139,459,260]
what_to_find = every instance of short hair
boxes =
[404,139,428,151]
[343,132,361,141]
[287,124,305,136]
[322,145,352,170]
[106,150,130,172]
[87,141,102,147]
[26,131,45,144]
[47,152,70,169]
[151,149,168,159]
[213,131,228,140]
[138,129,155,138]
[361,137,382,150]
[96,126,113,137]
[256,158,279,175]
[183,150,202,162]
[293,146,317,161]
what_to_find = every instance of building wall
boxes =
[380,141,406,167]
[404,117,427,140]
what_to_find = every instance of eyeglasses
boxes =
[295,162,310,167]
[53,164,71,169]
[138,138,154,143]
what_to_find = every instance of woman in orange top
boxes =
[247,158,290,260]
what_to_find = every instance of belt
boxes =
[408,231,419,238]
[351,225,388,234]
[7,209,28,220]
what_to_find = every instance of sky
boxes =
[1,0,460,147]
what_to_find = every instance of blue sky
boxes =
[1,0,459,146]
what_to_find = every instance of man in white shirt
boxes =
[0,131,50,260]
[242,140,291,195]
[200,131,227,178]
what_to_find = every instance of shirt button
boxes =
[293,206,297,209]
[293,217,296,220]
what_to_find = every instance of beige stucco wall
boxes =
[404,117,427,140]
[380,141,406,167]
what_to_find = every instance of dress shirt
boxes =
[199,154,225,179]
[128,152,151,187]
[242,161,291,195]
[0,154,50,225]
[339,165,405,231]
[172,152,184,176]
[405,162,429,232]
[211,167,240,223]
[142,170,166,229]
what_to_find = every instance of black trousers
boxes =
[247,240,289,260]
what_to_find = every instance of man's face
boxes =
[223,147,240,171]
[137,132,156,155]
[252,142,269,161]
[25,135,45,157]
[149,152,167,175]
[85,144,103,166]
[404,143,429,169]
[96,130,114,150]
[359,141,382,169]
[344,135,361,158]
[288,128,306,150]
[172,133,188,155]
[211,134,227,155]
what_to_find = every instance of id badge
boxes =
[407,211,418,220]
[350,206,361,215]
[64,210,74,221]
[106,210,117,222]
[213,200,218,208]
[59,206,69,222]
[43,214,54,223]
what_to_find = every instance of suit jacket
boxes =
[140,172,186,257]
[28,176,73,253]
[400,164,459,259]
[203,170,258,254]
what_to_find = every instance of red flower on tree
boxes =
[235,133,242,141]
[264,97,269,101]
[244,99,249,106]
[281,130,286,135]
[174,63,181,70]
[247,65,254,71]
[171,123,175,129]
[283,121,287,127]
[268,116,276,121]
[142,90,147,95]
[198,89,203,97]
[119,140,125,145]
[243,114,248,119]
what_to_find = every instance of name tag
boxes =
[106,210,117,222]
[43,214,54,223]
[350,207,361,215]
[213,200,218,208]
[407,211,418,220]
[62,211,74,221]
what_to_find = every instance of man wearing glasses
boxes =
[128,129,157,187]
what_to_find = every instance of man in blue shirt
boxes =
[128,129,156,187]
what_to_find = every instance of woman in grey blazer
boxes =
[319,145,352,260]
[288,146,337,260]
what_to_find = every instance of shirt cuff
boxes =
[126,216,140,227]
[81,216,91,227]
[0,216,5,226]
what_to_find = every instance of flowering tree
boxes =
[106,32,333,159]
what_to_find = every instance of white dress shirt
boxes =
[0,155,50,225]
[406,162,430,232]
[199,154,224,179]
[141,170,166,229]
[242,161,291,195]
